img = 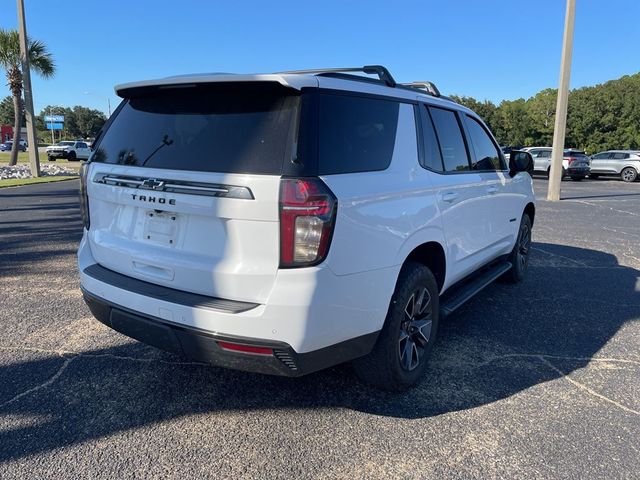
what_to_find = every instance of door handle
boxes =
[441,192,459,203]
[486,186,498,195]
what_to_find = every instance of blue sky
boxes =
[1,0,639,115]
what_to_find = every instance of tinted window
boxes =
[592,152,609,159]
[569,153,589,160]
[539,150,552,158]
[465,115,503,170]
[420,107,444,171]
[318,94,399,174]
[612,152,629,159]
[92,85,299,174]
[429,107,469,172]
[78,142,87,148]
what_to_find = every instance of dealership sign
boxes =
[44,115,64,122]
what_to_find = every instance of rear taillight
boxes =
[279,178,337,268]
[79,162,90,230]
[566,157,577,165]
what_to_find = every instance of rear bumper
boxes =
[82,288,377,376]
[567,166,590,176]
[78,234,395,375]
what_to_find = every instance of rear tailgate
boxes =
[85,81,301,304]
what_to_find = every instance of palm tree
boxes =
[0,29,55,166]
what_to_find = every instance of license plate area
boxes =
[143,211,179,246]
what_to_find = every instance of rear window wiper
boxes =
[140,134,174,166]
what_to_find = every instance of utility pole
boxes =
[16,0,41,177]
[84,91,112,117]
[547,0,576,201]
[48,107,54,144]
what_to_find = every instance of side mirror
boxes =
[509,150,533,177]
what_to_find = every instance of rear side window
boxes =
[464,115,503,170]
[612,152,629,159]
[92,84,299,174]
[419,106,444,171]
[318,94,399,174]
[539,150,552,158]
[429,107,470,172]
[571,153,589,160]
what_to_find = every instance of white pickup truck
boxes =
[46,141,91,161]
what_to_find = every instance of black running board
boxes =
[439,261,512,319]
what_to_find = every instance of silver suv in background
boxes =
[589,150,640,182]
[525,147,591,181]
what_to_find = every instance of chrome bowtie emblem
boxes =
[141,179,165,190]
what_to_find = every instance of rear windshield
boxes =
[92,84,299,174]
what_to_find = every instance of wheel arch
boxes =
[524,202,535,226]
[402,241,446,293]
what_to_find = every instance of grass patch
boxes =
[0,176,77,188]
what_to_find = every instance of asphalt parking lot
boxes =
[0,176,638,479]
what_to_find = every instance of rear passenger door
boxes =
[421,106,498,283]
[611,152,630,173]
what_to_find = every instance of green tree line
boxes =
[1,96,106,143]
[451,72,640,153]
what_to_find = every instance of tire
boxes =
[353,262,439,391]
[67,151,77,161]
[621,167,638,183]
[571,176,584,181]
[48,155,55,162]
[502,214,532,284]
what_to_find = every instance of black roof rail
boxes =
[399,81,442,97]
[278,65,397,87]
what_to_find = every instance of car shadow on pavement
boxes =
[0,183,83,275]
[0,242,638,462]
[560,192,640,200]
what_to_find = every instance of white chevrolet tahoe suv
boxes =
[78,66,535,390]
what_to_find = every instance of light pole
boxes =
[16,0,41,177]
[547,0,577,201]
[47,106,62,144]
[84,91,112,117]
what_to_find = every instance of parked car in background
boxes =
[0,141,26,152]
[46,140,91,161]
[589,150,640,182]
[524,147,590,181]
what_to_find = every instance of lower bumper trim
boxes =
[82,288,379,377]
